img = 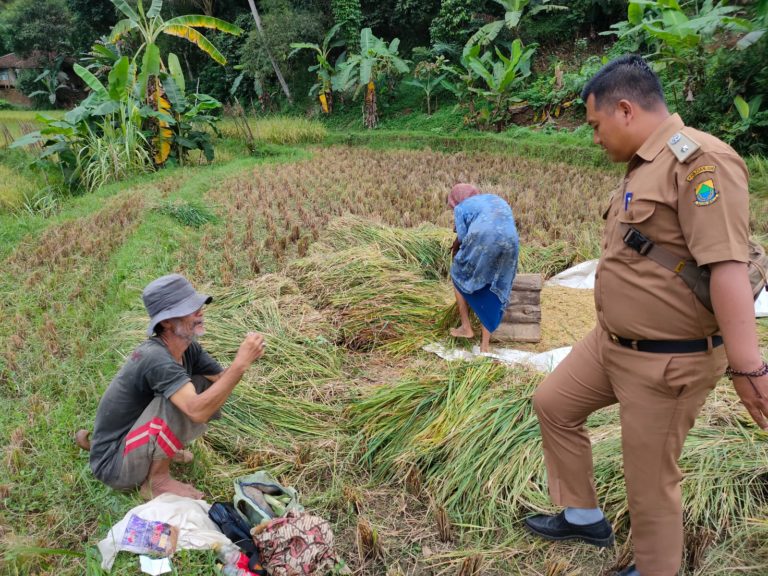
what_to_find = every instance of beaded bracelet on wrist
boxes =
[725,361,768,379]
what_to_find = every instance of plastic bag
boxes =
[233,471,303,526]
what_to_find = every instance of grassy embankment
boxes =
[0,114,767,575]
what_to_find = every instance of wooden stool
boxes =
[492,273,542,343]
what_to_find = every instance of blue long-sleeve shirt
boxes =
[451,194,519,306]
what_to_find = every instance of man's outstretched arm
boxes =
[171,332,265,423]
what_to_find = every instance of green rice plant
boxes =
[288,244,450,354]
[323,216,453,280]
[220,115,327,145]
[156,200,217,228]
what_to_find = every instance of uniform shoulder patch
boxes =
[686,165,716,181]
[694,178,719,206]
[667,131,701,163]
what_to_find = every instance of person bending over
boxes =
[448,183,519,353]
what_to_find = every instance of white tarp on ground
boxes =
[546,259,768,318]
[423,342,572,373]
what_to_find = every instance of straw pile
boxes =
[350,357,768,547]
[287,218,453,354]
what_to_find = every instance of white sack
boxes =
[98,493,234,571]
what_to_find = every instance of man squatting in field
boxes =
[77,274,265,499]
[524,55,768,576]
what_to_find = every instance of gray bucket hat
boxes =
[142,274,212,336]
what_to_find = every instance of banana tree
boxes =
[109,0,240,163]
[606,0,751,107]
[109,0,241,66]
[333,28,410,129]
[466,39,535,131]
[289,23,345,113]
[466,0,567,48]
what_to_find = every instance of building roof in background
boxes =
[0,51,51,69]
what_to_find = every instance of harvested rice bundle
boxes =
[322,216,453,280]
[288,245,450,354]
[351,361,768,546]
[350,362,548,528]
[518,241,574,278]
[208,384,340,452]
[679,423,768,532]
[202,277,343,386]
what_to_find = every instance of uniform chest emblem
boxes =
[694,179,719,206]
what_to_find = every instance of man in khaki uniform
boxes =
[524,55,768,576]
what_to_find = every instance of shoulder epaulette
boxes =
[666,129,701,163]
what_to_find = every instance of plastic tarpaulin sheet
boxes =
[423,342,572,373]
[546,259,767,318]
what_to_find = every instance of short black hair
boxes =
[582,54,665,111]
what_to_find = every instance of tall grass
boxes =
[219,115,327,145]
[78,120,154,193]
[0,164,38,209]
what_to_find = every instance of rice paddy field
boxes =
[1,117,767,575]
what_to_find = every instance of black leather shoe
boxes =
[615,565,639,576]
[524,511,614,547]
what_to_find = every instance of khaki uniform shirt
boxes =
[595,113,750,341]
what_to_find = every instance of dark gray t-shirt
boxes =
[89,337,223,481]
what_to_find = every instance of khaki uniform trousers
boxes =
[532,324,726,576]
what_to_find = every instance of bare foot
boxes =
[480,343,491,354]
[450,326,474,338]
[171,450,194,464]
[140,474,204,501]
[75,429,91,451]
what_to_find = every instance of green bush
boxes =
[520,0,627,46]
[240,0,329,104]
[0,99,17,111]
[683,39,768,155]
[429,0,492,46]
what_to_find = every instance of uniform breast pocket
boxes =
[618,199,656,225]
